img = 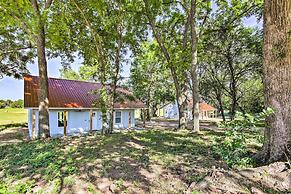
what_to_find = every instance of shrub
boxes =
[219,108,274,130]
[213,130,253,167]
[213,108,274,168]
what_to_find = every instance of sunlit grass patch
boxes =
[0,108,27,125]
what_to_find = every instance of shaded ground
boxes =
[0,123,28,145]
[0,122,289,194]
[140,118,220,131]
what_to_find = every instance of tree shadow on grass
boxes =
[67,133,153,193]
[0,129,227,193]
[128,130,228,185]
[0,122,27,132]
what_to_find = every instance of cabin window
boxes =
[58,112,66,127]
[115,111,121,124]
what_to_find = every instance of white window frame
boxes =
[115,111,122,124]
[57,111,66,127]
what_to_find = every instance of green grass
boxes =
[0,128,270,193]
[0,108,27,125]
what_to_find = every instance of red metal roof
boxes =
[188,99,217,111]
[199,102,216,111]
[24,75,145,109]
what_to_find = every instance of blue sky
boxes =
[0,16,261,100]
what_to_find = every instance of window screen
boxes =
[115,111,121,124]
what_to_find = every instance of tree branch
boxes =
[0,45,35,56]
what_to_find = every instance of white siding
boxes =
[28,109,33,137]
[92,111,102,130]
[49,111,64,136]
[114,110,135,128]
[28,109,40,137]
[28,109,136,138]
[67,111,90,134]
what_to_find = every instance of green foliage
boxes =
[0,100,12,109]
[130,41,175,116]
[0,100,23,109]
[0,179,35,194]
[10,100,24,108]
[220,108,274,130]
[59,67,82,81]
[199,0,263,117]
[213,108,274,167]
[0,0,66,79]
[239,78,264,113]
[213,129,253,167]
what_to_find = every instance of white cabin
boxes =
[24,75,145,138]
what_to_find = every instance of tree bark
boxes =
[109,25,122,134]
[216,91,226,121]
[257,0,291,163]
[226,47,238,120]
[31,0,50,138]
[190,0,200,132]
[145,100,151,121]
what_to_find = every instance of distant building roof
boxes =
[199,102,216,111]
[164,100,217,111]
[24,75,145,109]
[188,98,217,111]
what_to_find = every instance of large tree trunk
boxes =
[190,0,200,132]
[257,0,291,163]
[31,0,50,138]
[177,93,188,129]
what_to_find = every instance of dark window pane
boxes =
[115,118,121,123]
[58,112,65,127]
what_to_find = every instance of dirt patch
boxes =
[0,126,28,145]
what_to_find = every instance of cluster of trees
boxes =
[0,99,24,109]
[0,0,290,163]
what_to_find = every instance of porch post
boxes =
[64,111,67,136]
[89,110,93,132]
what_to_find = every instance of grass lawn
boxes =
[0,126,276,194]
[0,108,27,125]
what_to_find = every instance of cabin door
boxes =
[92,111,102,130]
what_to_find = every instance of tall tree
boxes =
[0,0,56,137]
[198,0,263,120]
[130,41,175,120]
[141,0,190,129]
[58,0,146,134]
[257,0,291,163]
[189,0,200,132]
[31,0,52,137]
